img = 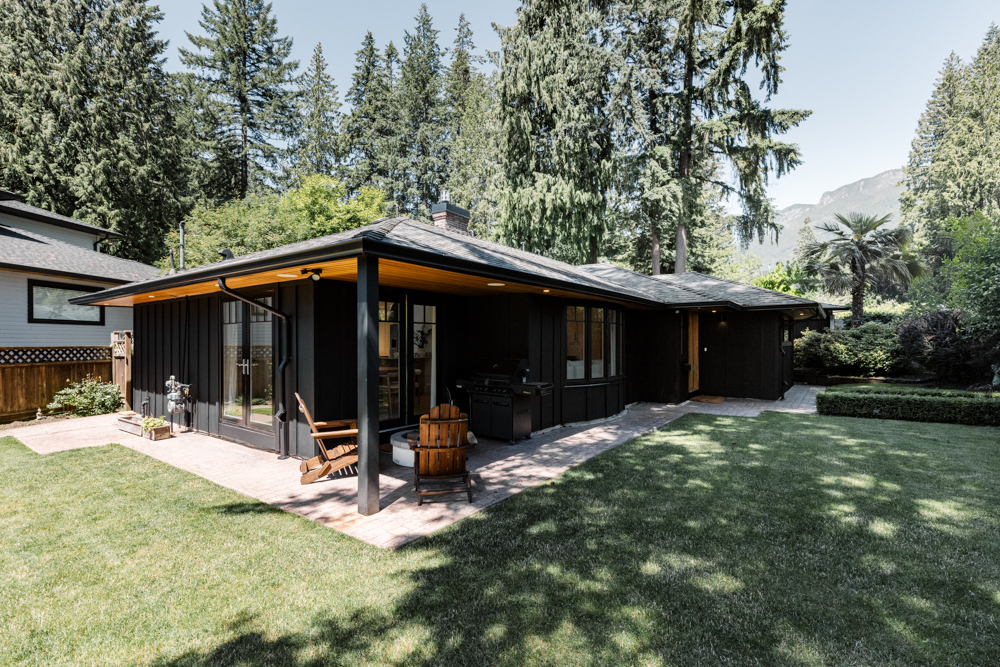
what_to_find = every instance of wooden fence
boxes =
[0,346,113,422]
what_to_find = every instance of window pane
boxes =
[566,306,585,380]
[609,315,618,377]
[591,308,604,378]
[31,285,101,322]
[249,297,274,427]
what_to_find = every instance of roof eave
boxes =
[363,238,663,307]
[0,261,133,285]
[70,237,367,305]
[0,205,124,239]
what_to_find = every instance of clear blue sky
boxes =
[155,0,999,211]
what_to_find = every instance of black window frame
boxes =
[27,279,105,326]
[566,303,625,383]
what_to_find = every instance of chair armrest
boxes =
[313,420,356,429]
[311,429,359,440]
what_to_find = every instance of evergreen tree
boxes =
[901,53,964,272]
[342,32,384,195]
[657,0,810,273]
[376,42,409,213]
[399,4,447,218]
[442,16,499,235]
[496,0,617,264]
[292,43,342,178]
[0,0,185,262]
[180,0,299,199]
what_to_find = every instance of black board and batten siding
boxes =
[697,311,788,400]
[133,280,683,457]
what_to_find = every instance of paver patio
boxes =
[7,385,818,548]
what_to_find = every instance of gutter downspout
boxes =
[217,277,293,460]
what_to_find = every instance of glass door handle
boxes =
[238,359,250,374]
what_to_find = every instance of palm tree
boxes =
[799,212,925,325]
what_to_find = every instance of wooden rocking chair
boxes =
[295,392,359,485]
[412,404,476,505]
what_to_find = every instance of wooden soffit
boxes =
[86,257,642,308]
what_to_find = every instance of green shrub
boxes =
[897,309,998,382]
[47,374,122,416]
[827,384,999,399]
[794,322,909,376]
[816,391,1000,427]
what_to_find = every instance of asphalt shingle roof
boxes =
[75,217,828,310]
[0,199,123,238]
[652,271,819,309]
[0,224,161,283]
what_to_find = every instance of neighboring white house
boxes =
[0,188,160,347]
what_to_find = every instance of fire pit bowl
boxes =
[389,431,419,467]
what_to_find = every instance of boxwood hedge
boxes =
[826,384,998,399]
[816,390,1000,427]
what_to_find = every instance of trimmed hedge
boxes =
[816,390,1000,427]
[826,384,999,399]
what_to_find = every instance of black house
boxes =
[73,205,831,515]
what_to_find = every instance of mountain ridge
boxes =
[745,168,905,268]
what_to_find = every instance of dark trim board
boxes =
[27,278,106,326]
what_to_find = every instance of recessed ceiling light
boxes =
[276,273,297,278]
[543,289,550,293]
[148,295,155,298]
[487,282,505,287]
[711,310,716,313]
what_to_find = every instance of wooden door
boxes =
[687,314,700,392]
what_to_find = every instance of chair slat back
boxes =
[295,392,319,433]
[418,404,468,476]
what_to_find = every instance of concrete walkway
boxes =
[6,385,819,549]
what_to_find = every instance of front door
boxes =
[220,293,276,449]
[687,313,700,393]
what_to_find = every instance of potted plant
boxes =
[117,414,171,440]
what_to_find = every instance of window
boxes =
[566,306,586,380]
[591,308,605,378]
[28,280,104,325]
[566,305,623,381]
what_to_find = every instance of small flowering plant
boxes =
[47,374,122,416]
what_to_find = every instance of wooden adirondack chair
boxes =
[413,404,475,505]
[295,392,359,485]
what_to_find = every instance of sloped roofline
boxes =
[0,196,124,240]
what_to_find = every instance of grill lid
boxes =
[472,358,528,383]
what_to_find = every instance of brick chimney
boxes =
[431,190,470,235]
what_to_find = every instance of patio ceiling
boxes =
[85,257,643,307]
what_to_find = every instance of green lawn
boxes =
[2,413,999,666]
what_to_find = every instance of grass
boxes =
[2,412,1000,666]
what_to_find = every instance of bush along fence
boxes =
[0,345,115,422]
[816,387,1000,427]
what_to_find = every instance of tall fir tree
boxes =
[399,4,447,219]
[180,0,299,199]
[442,15,499,235]
[497,0,617,264]
[901,52,964,272]
[0,0,185,262]
[658,0,810,273]
[342,32,384,195]
[376,42,409,213]
[291,43,342,179]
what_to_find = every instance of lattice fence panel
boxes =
[0,346,112,365]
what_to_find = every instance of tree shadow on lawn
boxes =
[154,413,1000,666]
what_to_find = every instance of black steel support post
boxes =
[357,254,380,515]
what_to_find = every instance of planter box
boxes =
[117,415,171,440]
